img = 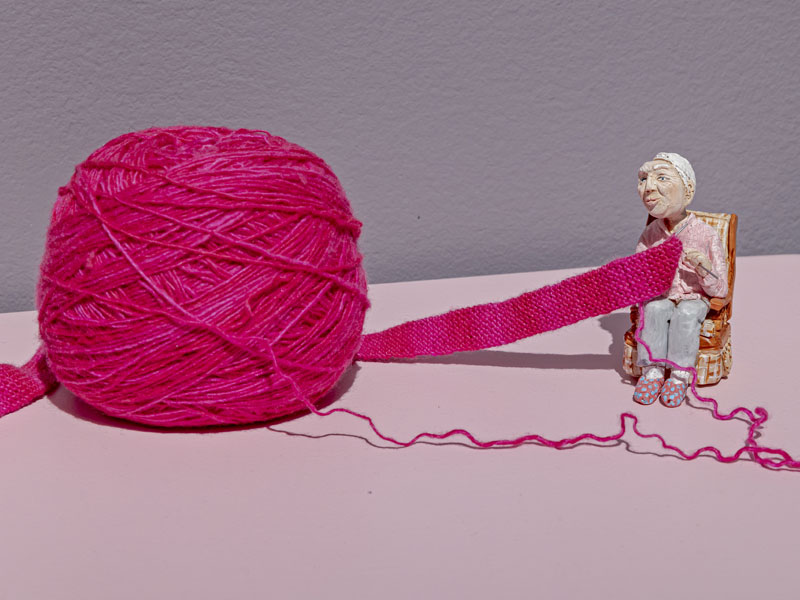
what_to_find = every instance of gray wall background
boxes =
[1,0,798,313]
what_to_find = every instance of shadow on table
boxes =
[265,424,761,468]
[398,312,632,381]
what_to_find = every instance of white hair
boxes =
[653,152,695,193]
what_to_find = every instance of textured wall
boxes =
[1,0,798,312]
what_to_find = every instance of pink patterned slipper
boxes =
[633,376,664,405]
[660,378,688,408]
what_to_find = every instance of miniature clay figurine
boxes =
[632,152,728,407]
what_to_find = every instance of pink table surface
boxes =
[1,254,799,600]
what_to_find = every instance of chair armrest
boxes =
[709,294,731,312]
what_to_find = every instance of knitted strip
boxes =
[357,236,682,360]
[0,345,58,418]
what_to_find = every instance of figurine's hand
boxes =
[683,249,713,275]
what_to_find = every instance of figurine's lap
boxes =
[637,298,708,371]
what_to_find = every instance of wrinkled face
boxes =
[637,160,692,221]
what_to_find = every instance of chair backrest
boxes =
[688,210,734,262]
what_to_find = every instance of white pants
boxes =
[636,298,708,372]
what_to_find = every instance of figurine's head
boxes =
[637,152,696,222]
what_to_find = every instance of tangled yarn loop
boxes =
[35,126,369,427]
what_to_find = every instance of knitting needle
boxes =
[670,217,720,280]
[698,265,719,280]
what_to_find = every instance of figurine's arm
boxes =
[683,233,728,298]
[701,232,728,299]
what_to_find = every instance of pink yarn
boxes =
[0,346,56,417]
[358,237,682,360]
[35,126,369,427]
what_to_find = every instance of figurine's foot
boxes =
[660,378,688,407]
[633,375,664,405]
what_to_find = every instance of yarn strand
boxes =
[634,300,800,469]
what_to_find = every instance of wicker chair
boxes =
[622,210,738,385]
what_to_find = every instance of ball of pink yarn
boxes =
[36,126,369,427]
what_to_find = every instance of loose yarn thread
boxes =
[274,286,800,472]
[633,305,799,469]
[273,263,800,471]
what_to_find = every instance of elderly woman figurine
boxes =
[632,152,728,407]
